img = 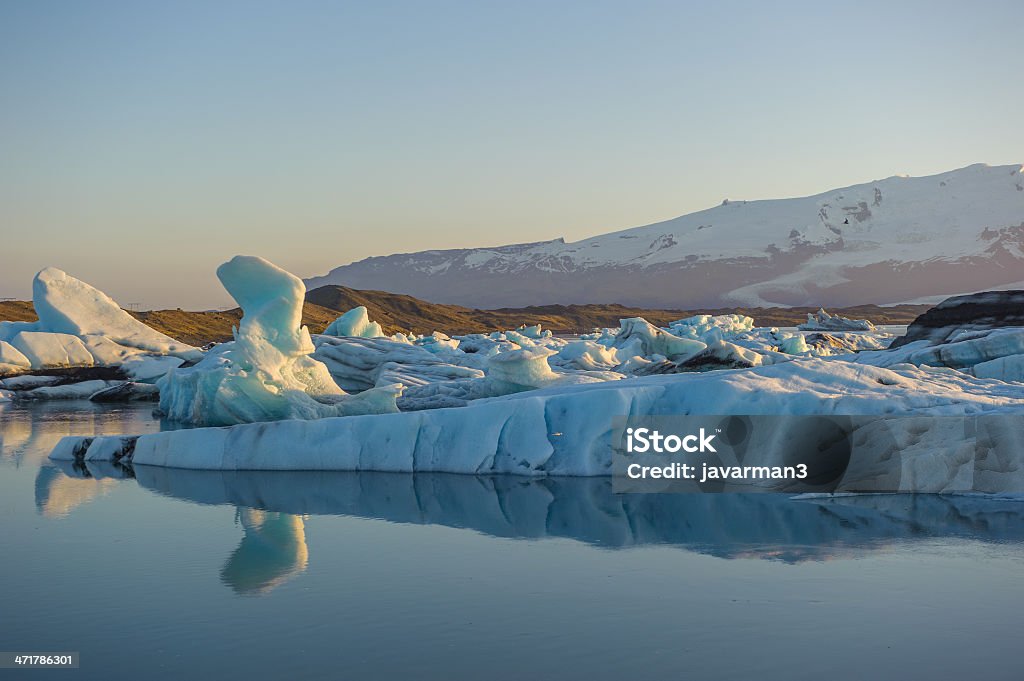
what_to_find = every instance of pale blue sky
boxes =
[1,0,1021,308]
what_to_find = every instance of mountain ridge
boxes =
[306,163,1024,308]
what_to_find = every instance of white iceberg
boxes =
[853,327,1024,378]
[974,354,1024,382]
[55,357,1024,486]
[312,335,483,392]
[612,318,707,361]
[798,308,876,332]
[323,306,385,338]
[157,256,401,426]
[16,380,123,401]
[0,268,200,379]
[668,314,755,340]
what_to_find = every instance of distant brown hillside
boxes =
[0,287,932,346]
[306,285,931,334]
[0,300,342,347]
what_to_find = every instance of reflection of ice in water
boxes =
[1,401,162,467]
[34,464,120,518]
[0,402,158,518]
[221,509,308,595]
[136,468,1024,564]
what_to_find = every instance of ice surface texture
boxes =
[56,358,1024,488]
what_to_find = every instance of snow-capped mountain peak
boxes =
[306,163,1024,308]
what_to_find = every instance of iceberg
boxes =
[0,268,200,379]
[157,256,401,426]
[612,317,707,361]
[53,357,1024,489]
[798,308,876,332]
[974,354,1024,382]
[312,335,483,393]
[322,306,385,338]
[28,267,199,356]
[668,314,755,340]
[853,327,1024,379]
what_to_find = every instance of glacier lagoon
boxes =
[2,401,1022,681]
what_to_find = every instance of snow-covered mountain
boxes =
[306,163,1024,308]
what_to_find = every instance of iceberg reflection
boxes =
[222,509,309,595]
[132,467,1024,563]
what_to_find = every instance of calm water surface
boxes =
[1,401,1021,681]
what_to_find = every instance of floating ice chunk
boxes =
[313,335,482,392]
[9,332,95,368]
[668,314,755,340]
[377,361,484,389]
[503,330,538,347]
[799,308,875,332]
[613,354,658,374]
[19,380,122,400]
[0,341,31,374]
[120,355,186,383]
[613,318,707,360]
[414,332,460,354]
[28,267,201,358]
[0,268,200,382]
[486,347,560,392]
[158,256,400,426]
[65,357,1024,483]
[451,333,515,356]
[49,435,138,463]
[395,343,616,410]
[323,306,385,338]
[90,381,161,402]
[0,375,61,390]
[802,332,889,356]
[78,335,144,365]
[515,324,550,339]
[552,340,622,372]
[974,354,1024,382]
[854,327,1024,371]
[779,335,810,355]
[690,338,767,369]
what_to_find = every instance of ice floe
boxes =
[53,358,1024,490]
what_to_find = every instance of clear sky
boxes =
[1,0,1021,309]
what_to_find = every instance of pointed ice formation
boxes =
[157,256,401,426]
[30,268,199,356]
[323,306,385,338]
[0,268,200,378]
[798,308,875,332]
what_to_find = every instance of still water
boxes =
[1,401,1021,680]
